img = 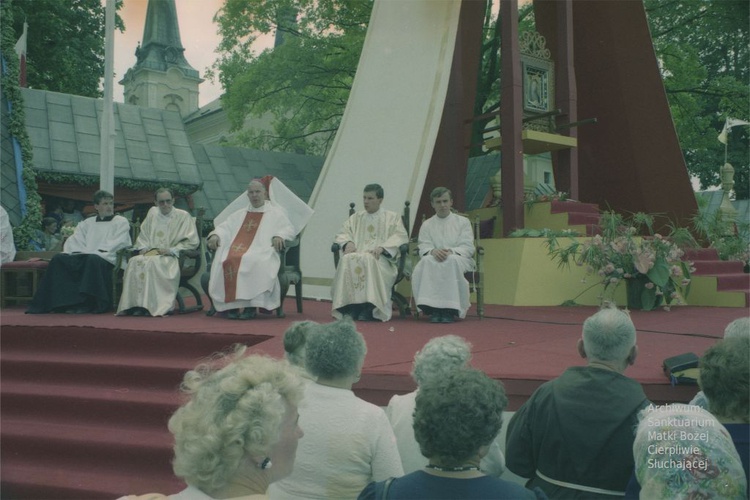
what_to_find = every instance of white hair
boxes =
[581,306,636,362]
[411,335,472,386]
[724,317,750,339]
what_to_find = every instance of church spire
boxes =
[120,0,202,117]
[134,0,198,78]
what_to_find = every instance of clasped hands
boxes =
[343,242,386,259]
[206,235,285,252]
[430,248,453,262]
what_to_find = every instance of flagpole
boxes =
[99,0,116,194]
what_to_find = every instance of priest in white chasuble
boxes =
[207,177,312,320]
[332,183,409,322]
[117,188,199,317]
[411,187,475,323]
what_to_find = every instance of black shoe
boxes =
[71,306,93,314]
[430,311,443,323]
[240,308,257,320]
[357,306,375,322]
[226,309,241,320]
[439,309,455,323]
[132,307,149,316]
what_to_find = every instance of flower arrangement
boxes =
[524,190,569,211]
[545,211,696,311]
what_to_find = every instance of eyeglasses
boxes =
[157,199,173,205]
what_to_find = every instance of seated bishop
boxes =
[207,177,313,320]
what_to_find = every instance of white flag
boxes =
[718,117,750,144]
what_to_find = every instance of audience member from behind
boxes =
[699,335,750,482]
[119,346,305,500]
[633,404,746,499]
[386,335,505,476]
[505,305,649,498]
[690,316,750,409]
[282,320,319,380]
[360,368,544,499]
[269,318,403,499]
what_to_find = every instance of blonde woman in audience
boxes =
[386,335,505,476]
[632,404,746,499]
[269,318,403,499]
[119,346,304,500]
[360,368,544,499]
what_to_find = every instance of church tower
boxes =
[120,0,202,117]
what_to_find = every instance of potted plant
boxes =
[545,211,696,310]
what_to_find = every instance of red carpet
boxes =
[0,299,743,499]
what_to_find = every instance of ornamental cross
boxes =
[232,242,247,253]
[224,266,236,281]
[243,219,258,232]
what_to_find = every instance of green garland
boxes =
[35,172,200,198]
[2,1,43,251]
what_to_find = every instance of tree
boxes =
[6,0,124,98]
[645,0,749,198]
[212,0,372,155]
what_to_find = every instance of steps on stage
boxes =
[684,248,750,308]
[0,325,269,499]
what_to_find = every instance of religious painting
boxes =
[522,60,552,113]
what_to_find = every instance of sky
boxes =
[114,0,225,106]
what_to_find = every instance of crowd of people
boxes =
[115,309,748,500]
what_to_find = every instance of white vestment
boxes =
[208,201,295,312]
[411,212,475,318]
[64,215,132,264]
[331,209,408,321]
[1,206,16,264]
[116,207,199,317]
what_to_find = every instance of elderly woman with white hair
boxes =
[386,335,505,476]
[282,320,319,380]
[269,318,403,499]
[119,346,305,500]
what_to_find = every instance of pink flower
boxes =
[681,279,691,286]
[645,282,655,289]
[609,277,619,284]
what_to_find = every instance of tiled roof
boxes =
[190,143,323,220]
[21,88,201,187]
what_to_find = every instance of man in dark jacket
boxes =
[506,305,649,499]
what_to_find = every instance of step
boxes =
[566,212,601,226]
[2,418,173,476]
[1,459,184,500]
[1,381,181,427]
[684,248,720,261]
[715,274,750,292]
[1,351,194,390]
[0,325,270,359]
[691,259,746,275]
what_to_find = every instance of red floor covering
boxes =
[2,298,742,409]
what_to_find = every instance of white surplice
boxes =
[208,201,295,312]
[411,212,475,318]
[331,208,408,321]
[116,207,199,317]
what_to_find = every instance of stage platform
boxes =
[1,298,740,409]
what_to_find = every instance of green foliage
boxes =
[7,0,123,98]
[35,172,199,199]
[645,0,749,198]
[213,0,371,155]
[1,0,42,250]
[545,211,696,310]
[692,194,750,264]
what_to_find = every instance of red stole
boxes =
[223,212,264,302]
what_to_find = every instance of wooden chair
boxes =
[202,235,303,318]
[331,201,411,318]
[174,208,206,314]
[0,251,58,307]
